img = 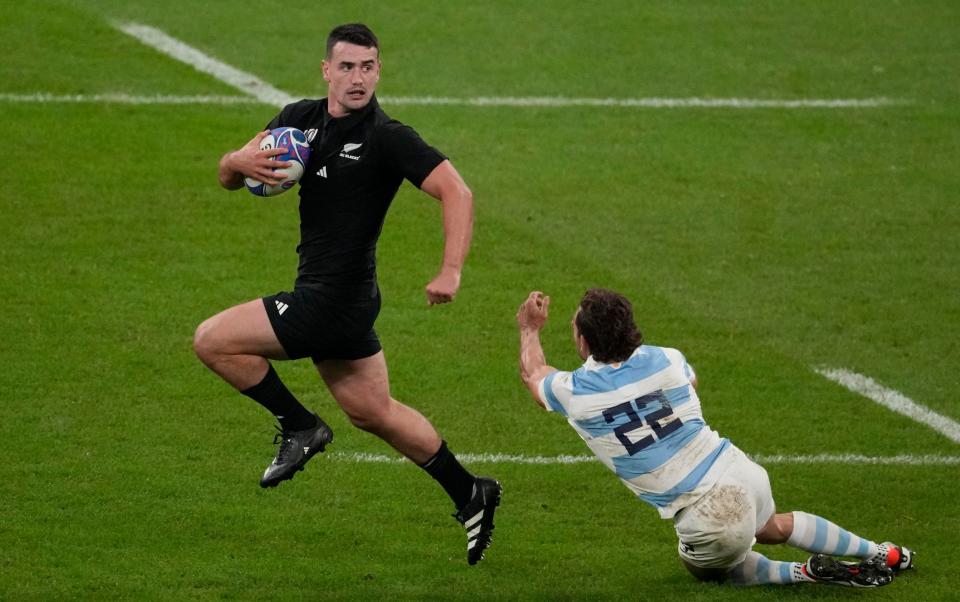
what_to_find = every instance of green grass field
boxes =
[2,0,959,599]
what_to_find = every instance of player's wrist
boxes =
[218,152,245,189]
[220,150,240,174]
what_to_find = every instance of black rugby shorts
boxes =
[262,282,382,362]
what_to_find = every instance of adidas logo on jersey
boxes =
[316,165,327,178]
[274,300,289,315]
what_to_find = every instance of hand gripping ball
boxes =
[244,127,311,197]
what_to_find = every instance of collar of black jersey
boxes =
[322,95,380,131]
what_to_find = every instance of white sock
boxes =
[787,511,879,558]
[729,551,811,585]
[867,542,897,566]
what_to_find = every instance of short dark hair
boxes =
[575,288,644,363]
[326,23,379,58]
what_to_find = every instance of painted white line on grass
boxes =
[0,92,902,109]
[109,22,903,111]
[816,367,960,444]
[379,96,903,109]
[328,452,592,465]
[751,453,960,465]
[0,93,259,105]
[113,22,295,108]
[330,452,960,466]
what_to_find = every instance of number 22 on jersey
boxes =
[602,390,683,455]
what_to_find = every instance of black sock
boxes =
[420,441,476,510]
[241,364,317,431]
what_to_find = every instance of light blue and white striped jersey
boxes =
[538,344,736,519]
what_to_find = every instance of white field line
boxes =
[113,22,295,108]
[751,453,960,465]
[379,96,903,109]
[0,93,902,109]
[816,367,960,444]
[0,92,259,105]
[330,452,960,466]
[107,22,904,111]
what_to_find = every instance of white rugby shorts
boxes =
[673,446,775,569]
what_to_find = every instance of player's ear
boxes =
[576,333,590,360]
[321,59,331,82]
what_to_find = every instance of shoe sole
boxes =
[807,555,893,587]
[260,427,334,488]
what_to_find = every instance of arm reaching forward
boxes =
[516,291,558,409]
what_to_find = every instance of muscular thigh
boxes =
[316,351,391,416]
[198,298,287,359]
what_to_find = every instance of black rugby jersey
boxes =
[266,96,446,287]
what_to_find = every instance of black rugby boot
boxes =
[453,477,502,565]
[260,414,333,488]
[804,554,894,587]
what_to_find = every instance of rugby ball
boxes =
[245,127,311,197]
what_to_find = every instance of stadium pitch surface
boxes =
[2,1,958,599]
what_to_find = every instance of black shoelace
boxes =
[272,426,295,463]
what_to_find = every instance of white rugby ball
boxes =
[245,127,312,197]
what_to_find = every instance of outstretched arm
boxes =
[517,291,558,409]
[420,160,474,305]
[218,130,291,190]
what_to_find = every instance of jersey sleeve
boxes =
[265,106,287,130]
[538,371,574,416]
[377,122,448,188]
[666,347,697,386]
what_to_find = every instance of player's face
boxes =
[322,42,381,117]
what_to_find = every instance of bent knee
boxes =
[342,398,394,432]
[345,408,388,432]
[193,319,222,365]
[756,512,793,544]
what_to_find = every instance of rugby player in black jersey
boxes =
[193,23,500,565]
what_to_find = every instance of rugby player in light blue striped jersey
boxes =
[516,289,913,587]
